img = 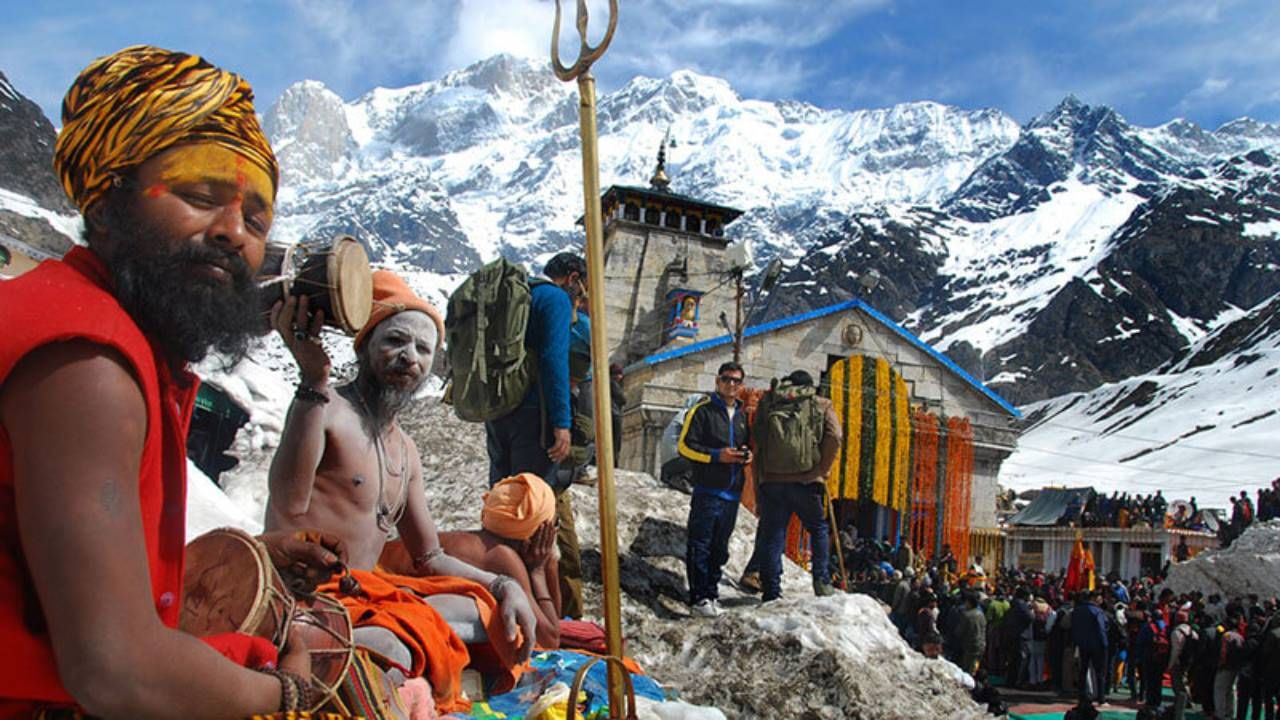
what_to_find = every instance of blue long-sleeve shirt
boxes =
[522,279,573,429]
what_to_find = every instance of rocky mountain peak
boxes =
[441,53,562,100]
[0,71,72,213]
[264,80,356,187]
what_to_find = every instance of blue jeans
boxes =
[757,482,829,601]
[685,491,740,604]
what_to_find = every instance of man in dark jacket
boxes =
[1072,591,1110,707]
[1008,587,1036,688]
[678,361,750,617]
[954,592,988,674]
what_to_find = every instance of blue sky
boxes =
[2,0,1277,130]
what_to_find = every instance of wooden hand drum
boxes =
[179,527,294,647]
[258,235,373,335]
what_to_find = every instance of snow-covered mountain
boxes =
[3,54,1279,502]
[264,54,1023,270]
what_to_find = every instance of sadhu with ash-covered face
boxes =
[267,270,538,713]
[0,45,345,716]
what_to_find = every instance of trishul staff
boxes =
[551,1,630,717]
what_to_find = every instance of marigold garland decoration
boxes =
[910,408,939,560]
[872,358,892,506]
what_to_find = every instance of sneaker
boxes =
[813,581,836,597]
[738,571,761,594]
[691,599,721,618]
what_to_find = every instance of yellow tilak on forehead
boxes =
[150,143,275,217]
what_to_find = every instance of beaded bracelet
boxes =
[295,384,329,404]
[262,668,299,712]
[413,546,445,571]
[488,573,516,598]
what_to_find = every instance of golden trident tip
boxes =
[551,0,619,81]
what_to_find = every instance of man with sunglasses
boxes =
[677,362,751,617]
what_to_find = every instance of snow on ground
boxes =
[1164,520,1280,600]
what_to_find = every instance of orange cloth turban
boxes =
[481,473,556,541]
[54,45,278,213]
[354,270,445,350]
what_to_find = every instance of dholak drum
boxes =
[258,235,373,335]
[180,528,294,648]
[290,593,355,711]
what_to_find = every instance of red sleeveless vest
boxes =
[0,247,197,708]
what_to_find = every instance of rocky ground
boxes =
[1164,519,1280,600]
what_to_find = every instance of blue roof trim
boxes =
[638,298,1022,418]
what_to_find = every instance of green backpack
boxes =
[445,257,535,422]
[755,379,824,475]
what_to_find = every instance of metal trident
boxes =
[551,0,619,81]
[551,1,629,718]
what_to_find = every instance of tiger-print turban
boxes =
[54,45,278,213]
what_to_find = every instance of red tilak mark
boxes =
[145,183,168,198]
[236,170,247,189]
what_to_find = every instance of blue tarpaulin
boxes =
[456,650,665,719]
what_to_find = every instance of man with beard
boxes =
[267,270,536,712]
[0,46,343,716]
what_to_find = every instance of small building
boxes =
[1002,487,1218,578]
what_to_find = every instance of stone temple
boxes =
[595,139,1021,566]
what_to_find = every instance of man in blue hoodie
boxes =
[1072,590,1110,707]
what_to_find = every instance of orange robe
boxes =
[320,569,522,714]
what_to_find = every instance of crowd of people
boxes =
[1222,481,1280,548]
[851,550,1280,720]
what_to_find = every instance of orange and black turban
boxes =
[54,45,279,213]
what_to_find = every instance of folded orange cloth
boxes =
[320,568,524,714]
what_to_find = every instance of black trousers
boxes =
[485,403,559,486]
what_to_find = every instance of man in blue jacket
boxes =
[678,362,750,618]
[485,251,587,616]
[1072,591,1110,707]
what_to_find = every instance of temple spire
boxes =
[649,127,671,192]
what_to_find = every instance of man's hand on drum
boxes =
[271,295,330,386]
[260,529,349,595]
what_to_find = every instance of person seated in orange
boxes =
[437,473,561,649]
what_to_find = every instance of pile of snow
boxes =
[1164,520,1280,600]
